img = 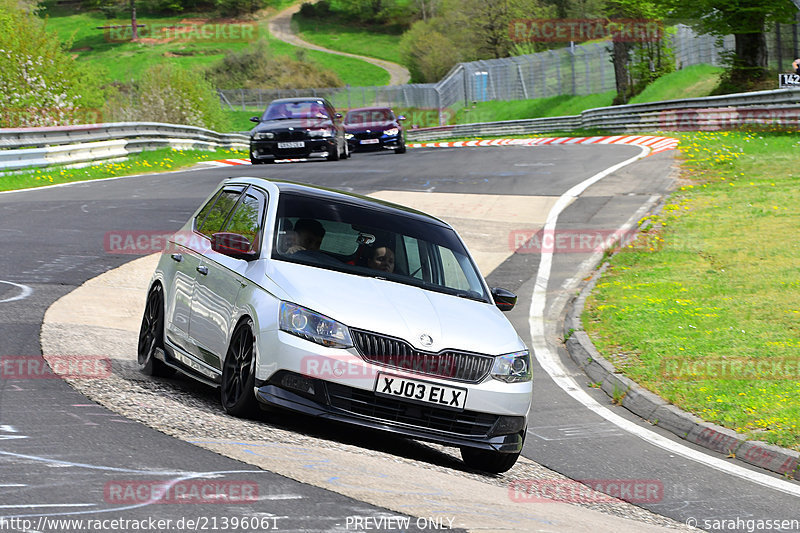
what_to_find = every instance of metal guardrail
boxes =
[405,88,800,141]
[0,122,248,171]
[2,88,799,171]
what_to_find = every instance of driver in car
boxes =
[286,218,325,254]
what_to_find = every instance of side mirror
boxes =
[250,116,260,123]
[211,232,258,261]
[491,287,517,312]
[397,115,406,121]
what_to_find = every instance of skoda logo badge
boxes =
[420,334,433,347]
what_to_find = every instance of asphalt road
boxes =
[1,145,799,532]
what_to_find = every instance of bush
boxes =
[206,40,344,89]
[400,20,461,82]
[106,64,229,131]
[0,0,107,127]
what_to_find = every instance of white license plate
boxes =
[360,138,380,144]
[375,373,466,410]
[277,141,304,149]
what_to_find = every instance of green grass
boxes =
[41,6,389,86]
[0,147,246,192]
[452,92,616,124]
[293,13,404,65]
[583,130,800,451]
[448,64,724,124]
[629,65,725,104]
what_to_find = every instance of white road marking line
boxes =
[528,145,800,498]
[0,280,32,303]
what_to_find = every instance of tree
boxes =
[666,0,797,84]
[0,0,106,127]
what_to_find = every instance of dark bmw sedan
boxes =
[344,107,406,154]
[249,97,348,164]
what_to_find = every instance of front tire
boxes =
[394,142,406,154]
[460,447,520,474]
[221,319,258,418]
[326,141,341,161]
[137,284,174,377]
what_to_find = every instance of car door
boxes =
[164,185,245,353]
[189,187,266,371]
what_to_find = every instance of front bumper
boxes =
[346,133,404,152]
[250,138,337,161]
[255,371,526,452]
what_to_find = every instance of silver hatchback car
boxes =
[138,178,532,472]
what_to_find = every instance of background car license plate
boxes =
[277,141,304,149]
[360,139,380,144]
[375,373,466,410]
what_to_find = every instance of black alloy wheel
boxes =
[137,284,174,377]
[221,319,259,417]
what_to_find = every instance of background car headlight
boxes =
[383,128,399,136]
[254,132,274,140]
[345,133,354,139]
[308,129,334,138]
[279,302,353,348]
[490,350,531,383]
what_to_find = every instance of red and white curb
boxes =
[409,135,679,156]
[203,158,304,167]
[206,136,679,166]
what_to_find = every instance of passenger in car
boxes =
[286,218,326,254]
[367,243,395,274]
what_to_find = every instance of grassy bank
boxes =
[293,13,404,65]
[42,8,389,86]
[583,130,800,451]
[450,64,725,124]
[0,148,245,192]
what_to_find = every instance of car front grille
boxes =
[326,383,498,436]
[351,329,493,383]
[273,130,307,141]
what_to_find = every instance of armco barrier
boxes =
[0,122,248,171]
[2,88,799,171]
[406,87,800,142]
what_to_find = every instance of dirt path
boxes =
[268,2,411,86]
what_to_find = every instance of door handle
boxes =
[171,253,183,262]
[196,266,209,276]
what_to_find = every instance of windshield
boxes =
[262,101,329,121]
[345,109,394,125]
[272,193,490,303]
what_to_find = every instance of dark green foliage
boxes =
[205,40,344,89]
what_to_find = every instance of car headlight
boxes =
[308,129,334,138]
[345,133,354,139]
[279,302,353,348]
[383,128,399,136]
[253,132,274,140]
[490,350,531,383]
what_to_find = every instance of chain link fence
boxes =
[220,22,799,125]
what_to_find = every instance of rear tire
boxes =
[221,319,259,418]
[460,447,520,474]
[137,284,174,377]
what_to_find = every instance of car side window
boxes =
[223,191,266,252]
[195,186,245,238]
